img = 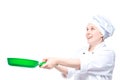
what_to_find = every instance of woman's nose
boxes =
[86,30,91,34]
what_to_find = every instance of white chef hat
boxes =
[89,15,115,39]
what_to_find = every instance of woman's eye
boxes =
[86,28,88,31]
[91,27,95,30]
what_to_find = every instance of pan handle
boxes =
[39,62,46,67]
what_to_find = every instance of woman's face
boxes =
[86,23,103,45]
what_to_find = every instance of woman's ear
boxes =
[99,31,104,40]
[101,33,104,38]
[100,33,104,41]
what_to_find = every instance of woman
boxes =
[40,15,115,80]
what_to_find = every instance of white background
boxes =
[0,0,120,80]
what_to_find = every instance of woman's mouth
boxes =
[87,35,92,39]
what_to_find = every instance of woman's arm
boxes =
[56,58,80,70]
[40,57,80,70]
[55,65,68,78]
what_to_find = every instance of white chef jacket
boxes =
[67,42,115,80]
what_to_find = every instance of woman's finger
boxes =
[42,58,48,62]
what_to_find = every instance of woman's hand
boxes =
[40,57,58,69]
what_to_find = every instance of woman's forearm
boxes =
[56,58,80,70]
[55,65,68,77]
[41,57,80,70]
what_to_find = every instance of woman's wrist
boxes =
[55,57,60,66]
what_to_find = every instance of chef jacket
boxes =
[67,42,115,80]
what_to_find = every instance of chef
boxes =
[40,15,115,80]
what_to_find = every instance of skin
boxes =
[86,23,103,52]
[40,23,104,77]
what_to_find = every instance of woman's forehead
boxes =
[86,23,97,28]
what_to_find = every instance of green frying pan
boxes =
[7,58,46,68]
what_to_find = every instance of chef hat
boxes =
[89,15,115,39]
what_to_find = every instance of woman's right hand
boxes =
[40,57,58,69]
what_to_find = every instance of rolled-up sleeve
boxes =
[67,68,76,78]
[80,54,90,73]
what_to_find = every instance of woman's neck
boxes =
[88,41,103,52]
[88,45,96,52]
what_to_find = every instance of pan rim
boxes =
[7,58,39,68]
